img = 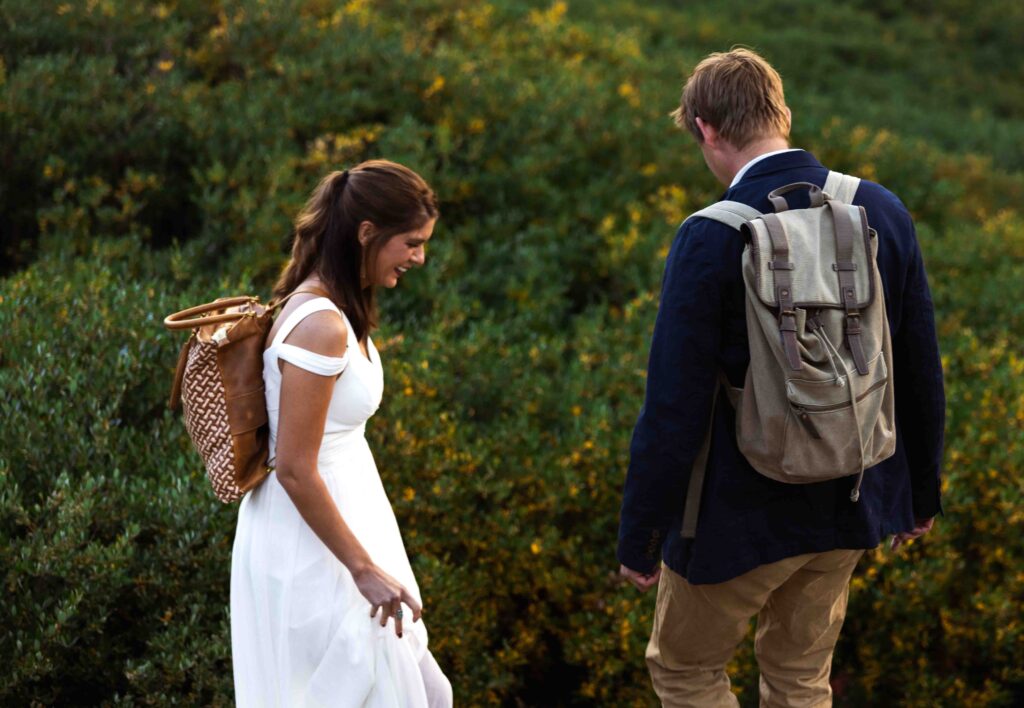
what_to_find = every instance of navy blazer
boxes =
[617,150,945,584]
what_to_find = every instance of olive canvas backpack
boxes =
[681,171,897,538]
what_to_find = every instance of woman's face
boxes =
[364,218,436,288]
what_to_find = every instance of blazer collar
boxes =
[734,149,824,184]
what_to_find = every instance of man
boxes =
[617,49,945,706]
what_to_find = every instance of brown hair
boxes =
[273,160,438,341]
[671,48,790,149]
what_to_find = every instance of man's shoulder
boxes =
[850,178,919,253]
[675,210,746,252]
[853,178,911,220]
[666,210,747,275]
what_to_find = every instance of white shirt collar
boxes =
[729,148,803,188]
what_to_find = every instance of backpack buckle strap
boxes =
[778,310,802,371]
[828,202,871,375]
[846,311,862,334]
[844,312,870,374]
[763,213,802,371]
[842,285,859,308]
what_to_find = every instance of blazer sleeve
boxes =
[617,220,725,574]
[892,215,946,519]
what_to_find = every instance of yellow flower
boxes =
[157,59,174,72]
[423,75,445,99]
[403,487,415,501]
[530,540,542,554]
[617,81,641,107]
[528,1,567,28]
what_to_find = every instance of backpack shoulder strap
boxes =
[685,200,763,231]
[823,171,861,203]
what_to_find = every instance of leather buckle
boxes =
[846,311,862,335]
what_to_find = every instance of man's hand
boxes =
[620,564,662,592]
[890,517,935,551]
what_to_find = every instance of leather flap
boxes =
[745,203,875,310]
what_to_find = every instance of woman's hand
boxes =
[353,563,422,638]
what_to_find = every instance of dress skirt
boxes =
[231,431,431,707]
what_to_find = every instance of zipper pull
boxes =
[794,406,823,439]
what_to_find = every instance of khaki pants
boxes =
[646,549,864,708]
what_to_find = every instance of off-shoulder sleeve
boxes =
[275,343,349,376]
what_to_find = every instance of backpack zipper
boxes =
[793,406,823,439]
[790,377,888,426]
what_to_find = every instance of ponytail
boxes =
[272,170,348,304]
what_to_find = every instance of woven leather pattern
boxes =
[181,339,243,503]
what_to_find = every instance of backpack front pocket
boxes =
[780,353,888,481]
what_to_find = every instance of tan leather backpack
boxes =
[164,289,325,502]
[681,172,896,537]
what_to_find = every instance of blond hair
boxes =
[671,48,790,149]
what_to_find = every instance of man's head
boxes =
[672,48,791,148]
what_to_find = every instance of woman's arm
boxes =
[273,310,421,635]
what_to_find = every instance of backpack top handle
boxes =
[766,182,825,213]
[164,296,263,331]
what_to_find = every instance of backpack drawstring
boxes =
[808,315,846,387]
[808,316,867,502]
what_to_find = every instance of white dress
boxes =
[231,297,437,707]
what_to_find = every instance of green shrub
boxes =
[1,0,1022,705]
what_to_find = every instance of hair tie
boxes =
[336,169,350,195]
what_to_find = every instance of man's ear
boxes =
[695,116,719,147]
[357,220,375,246]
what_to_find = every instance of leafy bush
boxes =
[1,0,1022,705]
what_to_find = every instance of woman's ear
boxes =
[357,220,375,246]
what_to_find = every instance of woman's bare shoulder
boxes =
[277,299,349,359]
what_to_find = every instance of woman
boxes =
[231,160,452,707]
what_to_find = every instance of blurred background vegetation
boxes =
[1,0,1022,705]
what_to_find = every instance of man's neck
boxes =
[718,136,791,186]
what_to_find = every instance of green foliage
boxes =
[1,0,1022,705]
